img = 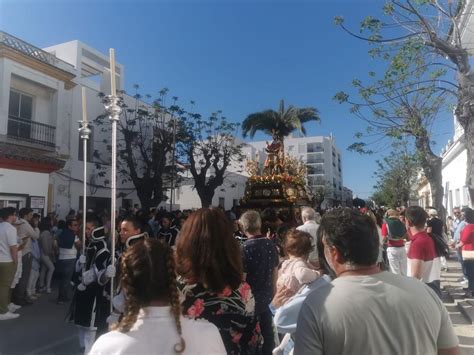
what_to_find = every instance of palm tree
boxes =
[242,99,320,149]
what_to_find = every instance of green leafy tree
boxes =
[242,99,320,152]
[371,143,418,207]
[335,0,474,205]
[334,36,448,215]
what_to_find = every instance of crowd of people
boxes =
[0,202,472,354]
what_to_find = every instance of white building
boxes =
[0,32,143,217]
[0,31,76,215]
[441,116,472,211]
[247,134,344,207]
[44,40,145,217]
[415,116,472,211]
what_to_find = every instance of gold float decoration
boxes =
[240,140,310,208]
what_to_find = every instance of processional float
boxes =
[239,137,311,211]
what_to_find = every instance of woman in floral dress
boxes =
[176,208,263,354]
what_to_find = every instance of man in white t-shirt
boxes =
[296,207,319,265]
[294,208,459,355]
[0,208,19,320]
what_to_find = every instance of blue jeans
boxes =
[465,260,474,291]
[258,309,275,355]
[57,259,76,301]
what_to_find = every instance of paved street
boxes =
[0,259,473,355]
[440,258,474,355]
[0,284,79,355]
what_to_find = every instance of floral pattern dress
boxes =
[178,280,263,354]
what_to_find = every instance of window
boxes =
[308,176,324,185]
[307,154,324,164]
[8,90,34,140]
[9,90,33,120]
[287,145,294,152]
[218,197,225,208]
[233,199,239,207]
[307,143,323,153]
[78,127,94,162]
[307,165,316,175]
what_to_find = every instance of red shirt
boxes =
[407,231,440,282]
[407,231,437,261]
[381,223,405,247]
[461,224,474,251]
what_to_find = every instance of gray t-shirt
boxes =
[294,271,458,355]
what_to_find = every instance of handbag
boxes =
[462,249,474,261]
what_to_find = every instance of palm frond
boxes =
[297,107,321,123]
[242,101,321,140]
[242,111,277,138]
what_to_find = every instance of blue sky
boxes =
[0,0,455,198]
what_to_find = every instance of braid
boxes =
[166,248,185,353]
[113,260,140,333]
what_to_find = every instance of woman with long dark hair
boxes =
[90,239,225,354]
[176,208,262,354]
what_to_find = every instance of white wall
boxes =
[0,168,49,208]
[442,139,472,210]
[173,171,248,210]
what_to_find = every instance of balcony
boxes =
[7,116,55,148]
[307,157,324,164]
[0,31,74,70]
[307,146,324,153]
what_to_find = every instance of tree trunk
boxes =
[415,136,445,219]
[197,187,214,208]
[455,66,474,204]
[462,119,474,205]
[137,190,153,212]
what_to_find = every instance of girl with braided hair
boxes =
[90,238,225,355]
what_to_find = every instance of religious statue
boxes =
[263,138,284,176]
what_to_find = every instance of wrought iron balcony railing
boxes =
[0,31,74,70]
[7,116,56,147]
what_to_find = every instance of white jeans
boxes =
[27,269,39,296]
[387,246,407,276]
[11,251,22,289]
[39,255,55,290]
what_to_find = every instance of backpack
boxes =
[384,217,406,240]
